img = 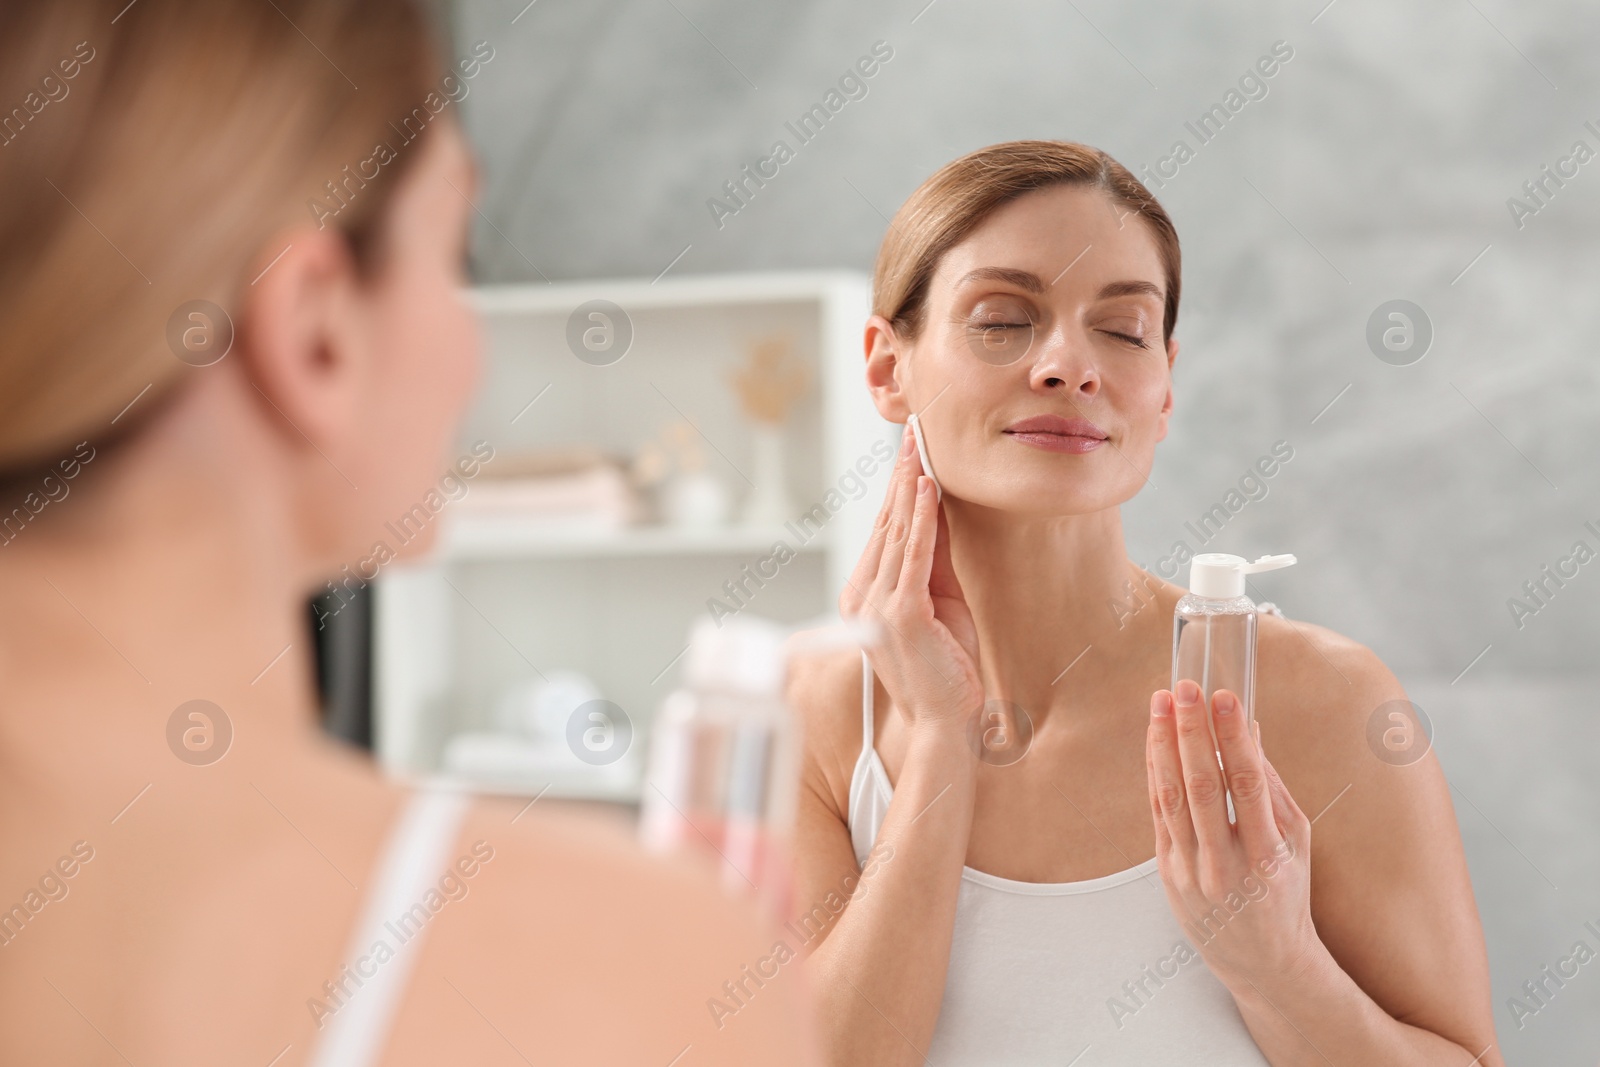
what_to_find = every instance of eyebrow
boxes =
[1096,279,1163,302]
[957,266,1047,293]
[955,267,1162,302]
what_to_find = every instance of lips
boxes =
[1003,414,1108,440]
[1002,414,1108,455]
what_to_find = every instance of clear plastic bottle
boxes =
[1171,552,1297,737]
[638,614,798,915]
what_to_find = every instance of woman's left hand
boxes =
[1145,679,1321,994]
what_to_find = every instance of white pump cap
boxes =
[683,614,788,696]
[679,615,883,697]
[1187,552,1297,598]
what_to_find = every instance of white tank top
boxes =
[307,785,472,1067]
[848,654,1271,1065]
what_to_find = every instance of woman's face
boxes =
[346,120,482,560]
[868,183,1177,518]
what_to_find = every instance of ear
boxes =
[233,225,371,458]
[1155,335,1179,443]
[864,314,912,423]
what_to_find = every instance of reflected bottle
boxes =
[639,614,798,916]
[1171,552,1297,743]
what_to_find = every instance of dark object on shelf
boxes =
[310,586,372,750]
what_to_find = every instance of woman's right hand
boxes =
[839,429,983,741]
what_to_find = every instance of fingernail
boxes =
[900,431,915,457]
[1213,692,1236,716]
[1175,679,1201,707]
[1151,692,1172,718]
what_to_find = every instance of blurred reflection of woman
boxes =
[789,140,1501,1066]
[0,4,815,1065]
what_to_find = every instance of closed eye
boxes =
[1102,330,1149,349]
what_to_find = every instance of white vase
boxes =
[741,424,796,528]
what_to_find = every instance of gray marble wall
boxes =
[450,1,1600,1061]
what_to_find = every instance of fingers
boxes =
[875,431,924,593]
[897,476,938,593]
[1171,679,1231,855]
[927,495,964,603]
[1147,690,1197,857]
[1145,705,1174,857]
[1212,689,1279,858]
[872,432,915,532]
[1262,750,1312,855]
[841,434,914,614]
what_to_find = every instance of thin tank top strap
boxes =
[847,649,890,866]
[307,784,472,1067]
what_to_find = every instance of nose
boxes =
[1026,326,1100,398]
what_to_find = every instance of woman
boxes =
[788,141,1501,1065]
[0,3,815,1065]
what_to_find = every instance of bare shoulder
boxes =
[1254,612,1407,778]
[784,641,868,816]
[456,793,760,927]
[1249,606,1495,1051]
[1252,613,1423,863]
[458,793,777,928]
[1253,611,1451,878]
[413,796,818,1065]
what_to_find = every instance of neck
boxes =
[942,495,1171,721]
[0,414,325,793]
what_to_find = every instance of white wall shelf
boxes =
[439,517,832,561]
[373,271,891,802]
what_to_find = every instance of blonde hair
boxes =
[0,0,446,473]
[873,140,1181,344]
